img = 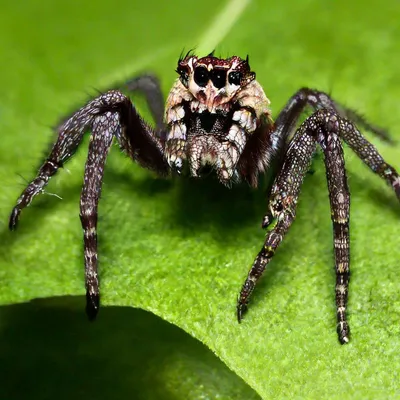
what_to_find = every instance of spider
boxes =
[9,51,400,344]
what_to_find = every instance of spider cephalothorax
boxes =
[9,52,400,344]
[165,52,273,185]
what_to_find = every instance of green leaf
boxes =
[0,299,258,399]
[1,0,400,399]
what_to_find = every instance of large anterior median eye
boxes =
[210,69,227,89]
[194,67,209,87]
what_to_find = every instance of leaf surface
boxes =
[1,0,400,398]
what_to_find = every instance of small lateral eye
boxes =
[194,67,209,87]
[179,68,187,77]
[177,66,189,86]
[228,71,242,86]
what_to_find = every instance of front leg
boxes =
[80,111,118,318]
[9,90,170,318]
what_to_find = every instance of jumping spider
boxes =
[9,51,400,344]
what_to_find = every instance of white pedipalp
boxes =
[166,105,185,123]
[232,109,257,132]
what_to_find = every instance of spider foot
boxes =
[237,300,248,323]
[337,321,350,344]
[86,291,100,321]
[9,160,60,231]
[9,207,21,230]
[237,278,256,323]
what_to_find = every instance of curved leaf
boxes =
[1,0,400,398]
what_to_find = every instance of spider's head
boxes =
[176,52,255,112]
[166,51,271,186]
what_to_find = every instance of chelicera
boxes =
[9,51,400,344]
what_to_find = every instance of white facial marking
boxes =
[190,100,207,114]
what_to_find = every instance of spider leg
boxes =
[322,126,350,343]
[237,121,316,328]
[238,109,400,343]
[9,90,170,318]
[122,74,165,134]
[332,102,394,144]
[50,74,166,153]
[272,88,392,153]
[338,118,400,198]
[81,112,117,318]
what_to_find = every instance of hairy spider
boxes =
[9,51,400,344]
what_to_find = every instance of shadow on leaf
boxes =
[0,297,260,400]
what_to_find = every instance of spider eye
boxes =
[228,71,242,86]
[194,67,209,87]
[177,66,189,87]
[210,69,227,89]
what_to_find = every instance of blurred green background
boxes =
[0,0,399,399]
